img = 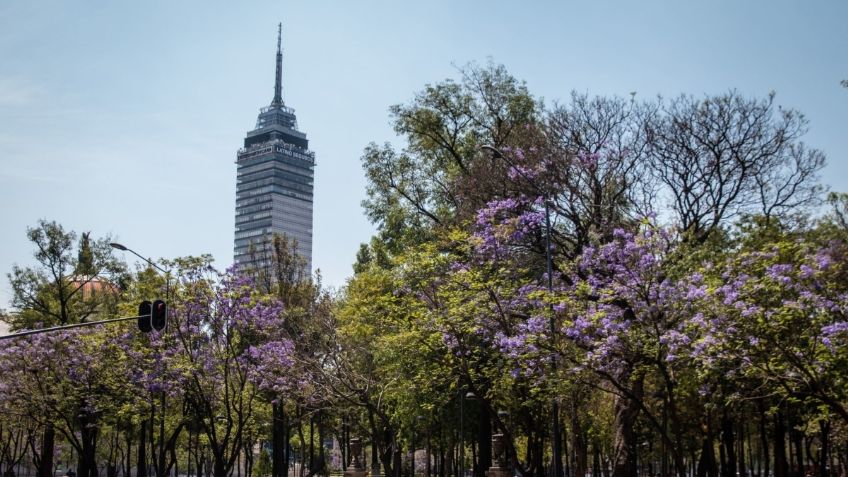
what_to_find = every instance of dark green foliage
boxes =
[76,232,96,276]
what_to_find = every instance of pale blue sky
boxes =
[1,1,846,306]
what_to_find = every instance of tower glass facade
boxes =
[234,25,314,273]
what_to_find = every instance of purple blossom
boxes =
[473,196,546,257]
[799,264,815,278]
[522,315,548,335]
[507,165,540,181]
[822,322,848,336]
[815,251,833,270]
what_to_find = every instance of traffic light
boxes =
[152,299,167,331]
[138,300,153,333]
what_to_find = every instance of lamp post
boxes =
[110,242,170,477]
[464,392,487,477]
[459,390,472,477]
[480,146,563,477]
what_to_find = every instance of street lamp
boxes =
[110,243,168,275]
[110,242,170,477]
[480,145,563,477]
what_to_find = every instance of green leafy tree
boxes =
[5,220,126,329]
[361,62,541,253]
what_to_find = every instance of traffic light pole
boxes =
[0,313,152,341]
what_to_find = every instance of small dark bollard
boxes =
[485,434,511,477]
[345,438,368,477]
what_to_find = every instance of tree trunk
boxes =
[571,406,587,477]
[297,423,306,477]
[774,412,788,477]
[393,442,402,477]
[791,427,803,477]
[721,410,737,477]
[611,378,641,477]
[738,419,747,477]
[369,421,380,477]
[533,432,545,477]
[283,413,290,477]
[475,407,491,477]
[74,410,99,477]
[195,434,205,477]
[273,404,285,477]
[78,426,98,477]
[471,441,476,477]
[107,431,119,477]
[246,440,255,477]
[758,401,769,477]
[309,417,314,475]
[125,430,133,477]
[819,421,830,477]
[138,420,148,477]
[39,424,55,477]
[426,432,431,477]
[593,442,602,477]
[340,423,347,471]
[440,443,447,477]
[697,419,717,477]
[564,422,571,477]
[377,425,395,477]
[691,449,698,477]
[805,435,815,477]
[664,388,687,477]
[318,414,326,475]
[213,456,227,477]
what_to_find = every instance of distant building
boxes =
[234,23,315,274]
[70,275,118,300]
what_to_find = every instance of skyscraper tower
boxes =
[234,24,314,273]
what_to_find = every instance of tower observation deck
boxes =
[234,23,314,274]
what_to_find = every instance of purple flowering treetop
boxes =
[0,326,139,477]
[471,197,717,475]
[167,266,294,477]
[679,236,848,422]
[0,259,300,477]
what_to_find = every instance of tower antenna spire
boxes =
[272,22,283,107]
